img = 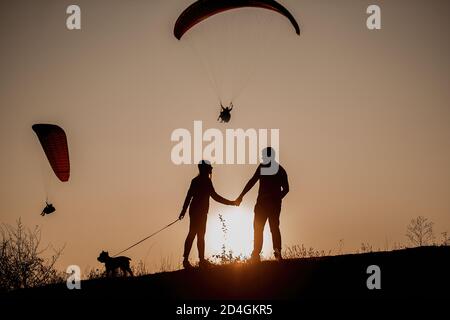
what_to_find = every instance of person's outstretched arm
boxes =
[281,168,290,199]
[237,166,260,203]
[211,183,235,206]
[179,181,194,219]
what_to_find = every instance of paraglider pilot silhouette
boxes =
[218,102,233,123]
[236,147,289,262]
[41,202,55,216]
[179,160,237,268]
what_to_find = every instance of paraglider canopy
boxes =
[32,124,70,182]
[174,0,301,40]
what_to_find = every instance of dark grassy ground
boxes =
[3,246,449,301]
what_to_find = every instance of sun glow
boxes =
[205,206,273,259]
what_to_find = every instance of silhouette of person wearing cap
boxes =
[179,160,236,268]
[236,147,289,262]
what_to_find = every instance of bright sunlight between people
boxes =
[206,206,273,259]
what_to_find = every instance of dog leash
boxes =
[112,218,180,257]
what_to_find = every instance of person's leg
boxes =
[252,206,268,258]
[183,217,198,261]
[197,214,208,261]
[268,206,282,259]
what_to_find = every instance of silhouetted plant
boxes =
[283,244,328,259]
[0,219,64,292]
[85,267,103,280]
[406,216,435,247]
[131,259,148,276]
[440,232,450,246]
[337,239,344,255]
[212,214,244,264]
[392,242,406,250]
[159,255,177,272]
[360,242,373,253]
[218,213,228,236]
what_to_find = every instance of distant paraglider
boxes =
[217,102,233,123]
[41,202,56,216]
[32,124,70,216]
[174,0,300,122]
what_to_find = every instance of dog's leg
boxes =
[127,266,134,277]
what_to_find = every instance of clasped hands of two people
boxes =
[178,196,243,220]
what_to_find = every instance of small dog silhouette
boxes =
[97,251,133,277]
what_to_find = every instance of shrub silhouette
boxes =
[406,216,435,247]
[0,219,64,292]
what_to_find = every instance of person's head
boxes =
[261,147,276,165]
[198,160,213,176]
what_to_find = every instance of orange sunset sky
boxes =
[1,0,449,274]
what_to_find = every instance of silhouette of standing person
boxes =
[179,160,236,268]
[236,147,289,262]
